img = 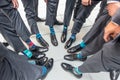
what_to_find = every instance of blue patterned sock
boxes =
[25,39,36,49]
[63,25,67,32]
[77,53,83,59]
[41,66,48,76]
[49,26,55,35]
[80,41,86,48]
[70,33,76,39]
[73,67,82,75]
[36,33,42,39]
[23,49,33,58]
[28,60,36,65]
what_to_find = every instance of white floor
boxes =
[1,0,118,80]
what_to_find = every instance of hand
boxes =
[44,0,48,3]
[107,2,120,16]
[104,21,120,42]
[12,0,19,8]
[82,0,92,6]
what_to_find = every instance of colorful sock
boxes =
[70,33,76,39]
[41,66,47,76]
[28,60,36,65]
[22,49,33,58]
[73,67,82,75]
[80,41,86,48]
[63,25,67,32]
[26,39,36,49]
[77,53,83,59]
[49,26,55,35]
[36,33,42,39]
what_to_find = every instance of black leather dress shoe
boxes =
[29,56,48,66]
[50,34,58,46]
[31,52,46,60]
[61,30,67,43]
[54,20,63,25]
[35,17,46,22]
[64,54,87,61]
[67,44,82,53]
[36,37,49,48]
[64,38,76,49]
[44,58,54,70]
[35,57,48,66]
[42,58,54,79]
[61,63,82,78]
[109,70,120,80]
[30,46,48,53]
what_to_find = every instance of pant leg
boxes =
[95,0,107,21]
[5,8,31,41]
[33,0,39,17]
[83,9,111,44]
[45,0,59,26]
[71,1,100,34]
[0,43,43,80]
[0,9,27,52]
[79,38,120,73]
[55,0,59,20]
[78,50,106,73]
[73,0,81,20]
[102,36,120,70]
[81,31,105,57]
[63,0,76,26]
[21,0,39,34]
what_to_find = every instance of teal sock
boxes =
[49,26,55,35]
[41,66,47,76]
[23,49,33,58]
[36,33,42,39]
[28,60,36,65]
[70,33,76,39]
[73,67,82,75]
[77,53,83,59]
[63,25,67,32]
[80,41,86,48]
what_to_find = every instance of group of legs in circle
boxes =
[1,0,120,80]
[61,0,120,80]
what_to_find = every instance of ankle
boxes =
[73,67,82,75]
[80,41,86,48]
[70,33,76,39]
[36,33,42,39]
[63,25,67,32]
[77,53,83,59]
[22,49,33,58]
[26,39,36,49]
[49,26,55,35]
[28,60,36,65]
[41,66,47,76]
